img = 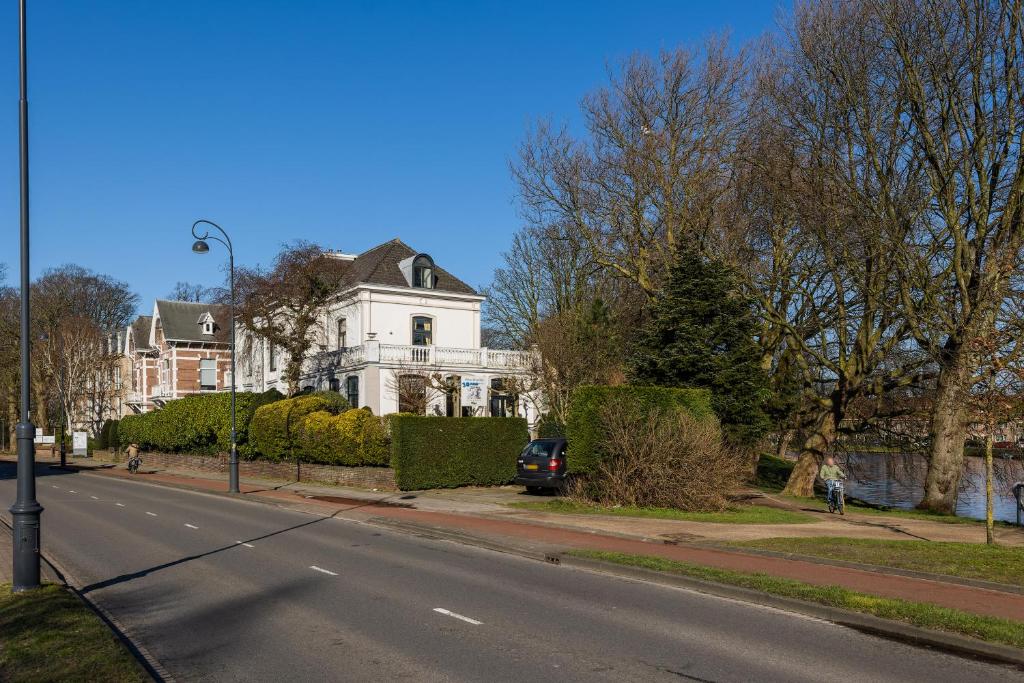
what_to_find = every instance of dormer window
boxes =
[412,255,435,289]
[198,312,215,336]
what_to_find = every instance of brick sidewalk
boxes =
[77,464,1024,622]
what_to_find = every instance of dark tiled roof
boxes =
[345,239,477,295]
[130,315,153,350]
[155,300,231,344]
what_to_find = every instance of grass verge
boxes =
[725,537,1024,587]
[509,499,814,524]
[0,583,145,682]
[568,550,1024,649]
[776,493,1013,526]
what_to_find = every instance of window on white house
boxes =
[412,257,435,289]
[412,316,433,346]
[200,359,217,390]
[113,366,121,390]
[346,375,359,407]
[337,319,347,350]
[202,320,214,335]
[268,342,277,372]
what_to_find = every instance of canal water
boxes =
[839,451,1023,523]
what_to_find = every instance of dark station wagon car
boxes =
[514,438,568,493]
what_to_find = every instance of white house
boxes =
[236,239,541,425]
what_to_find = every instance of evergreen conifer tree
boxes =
[629,249,769,445]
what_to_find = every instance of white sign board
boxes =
[33,434,55,444]
[461,378,487,409]
[72,431,88,456]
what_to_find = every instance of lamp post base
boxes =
[10,420,42,591]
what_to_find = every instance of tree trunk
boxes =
[782,412,836,497]
[985,433,995,545]
[775,429,794,459]
[919,356,970,514]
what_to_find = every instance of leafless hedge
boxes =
[570,405,748,511]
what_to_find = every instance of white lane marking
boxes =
[184,523,199,529]
[69,490,76,494]
[235,541,254,548]
[51,485,59,489]
[433,608,482,625]
[310,565,338,576]
[145,511,157,516]
[90,495,99,500]
[115,503,125,507]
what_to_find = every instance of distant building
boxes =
[122,300,233,414]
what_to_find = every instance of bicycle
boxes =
[826,478,845,515]
[127,453,142,474]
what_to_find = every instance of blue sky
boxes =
[1,1,780,312]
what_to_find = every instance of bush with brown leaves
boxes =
[570,404,748,511]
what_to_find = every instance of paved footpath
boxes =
[63,460,1024,623]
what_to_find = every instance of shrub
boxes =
[536,414,565,439]
[565,385,714,474]
[390,416,529,490]
[249,391,349,461]
[295,408,390,466]
[117,389,285,454]
[569,404,747,511]
[97,419,119,450]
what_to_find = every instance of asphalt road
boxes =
[2,463,1021,683]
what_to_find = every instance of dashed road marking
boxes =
[185,523,199,529]
[69,490,76,494]
[235,541,254,548]
[433,608,482,625]
[90,495,99,500]
[115,503,125,507]
[310,565,338,576]
[51,485,59,489]
[145,512,157,516]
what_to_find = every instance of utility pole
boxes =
[10,0,43,591]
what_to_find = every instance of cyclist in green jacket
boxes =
[819,456,845,512]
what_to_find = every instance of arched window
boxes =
[345,375,359,408]
[412,316,433,346]
[412,255,435,289]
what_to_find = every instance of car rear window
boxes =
[522,441,557,457]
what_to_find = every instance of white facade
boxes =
[235,245,541,427]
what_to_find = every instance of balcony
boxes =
[126,391,145,404]
[311,343,533,372]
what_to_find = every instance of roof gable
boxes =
[345,239,476,295]
[154,300,230,344]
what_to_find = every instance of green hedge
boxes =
[537,414,565,439]
[390,416,529,490]
[248,391,349,461]
[118,389,284,454]
[565,385,715,474]
[295,408,390,466]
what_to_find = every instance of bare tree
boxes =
[166,281,216,303]
[512,40,748,298]
[861,0,1024,513]
[235,242,350,395]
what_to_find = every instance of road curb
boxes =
[557,554,1024,670]
[366,516,1024,669]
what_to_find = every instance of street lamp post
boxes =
[10,0,42,591]
[190,220,239,494]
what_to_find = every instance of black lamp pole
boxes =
[10,0,42,591]
[190,220,239,494]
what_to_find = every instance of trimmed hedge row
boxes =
[119,389,283,455]
[97,419,119,450]
[565,385,715,474]
[390,416,530,490]
[295,409,390,466]
[248,392,349,461]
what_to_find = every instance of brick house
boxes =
[122,300,233,414]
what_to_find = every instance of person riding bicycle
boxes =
[818,456,845,510]
[126,443,141,473]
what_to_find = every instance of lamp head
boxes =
[192,239,210,254]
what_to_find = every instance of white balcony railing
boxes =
[126,391,144,404]
[310,343,533,372]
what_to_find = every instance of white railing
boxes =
[126,391,144,404]
[308,343,534,372]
